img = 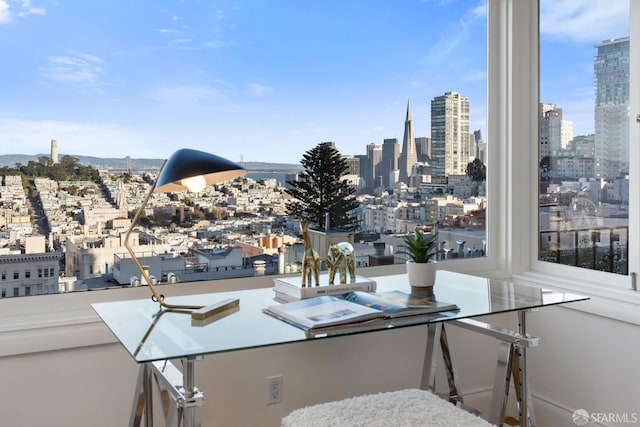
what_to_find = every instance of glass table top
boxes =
[92,271,589,363]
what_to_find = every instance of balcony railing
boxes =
[539,225,628,275]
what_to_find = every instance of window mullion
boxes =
[628,0,640,283]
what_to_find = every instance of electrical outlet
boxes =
[266,375,282,404]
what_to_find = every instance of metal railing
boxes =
[539,226,628,275]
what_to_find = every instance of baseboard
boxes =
[531,393,624,427]
[451,386,619,427]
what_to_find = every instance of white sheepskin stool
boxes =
[281,388,494,427]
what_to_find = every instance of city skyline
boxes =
[0,0,629,164]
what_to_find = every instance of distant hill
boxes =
[0,154,301,171]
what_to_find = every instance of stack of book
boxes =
[273,273,377,302]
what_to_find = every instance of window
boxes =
[1,289,5,298]
[0,0,577,340]
[25,286,31,296]
[0,0,493,301]
[13,271,19,280]
[1,271,5,281]
[536,0,639,294]
[13,287,19,297]
[539,0,631,278]
[25,270,31,279]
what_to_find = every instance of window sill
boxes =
[513,271,640,326]
[0,265,408,357]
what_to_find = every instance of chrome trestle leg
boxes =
[438,317,540,427]
[130,364,154,427]
[420,323,463,405]
[129,358,204,427]
[180,357,203,427]
[516,311,536,427]
[488,341,515,425]
[439,325,463,404]
[420,323,443,391]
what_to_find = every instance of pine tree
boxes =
[285,142,359,231]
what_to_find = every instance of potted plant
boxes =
[397,229,440,289]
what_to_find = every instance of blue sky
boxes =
[0,0,629,165]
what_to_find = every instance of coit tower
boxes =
[50,139,59,164]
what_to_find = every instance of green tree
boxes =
[540,155,550,180]
[465,158,486,182]
[285,142,359,230]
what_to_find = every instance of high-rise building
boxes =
[539,103,574,159]
[473,129,488,164]
[381,138,399,189]
[362,143,382,191]
[323,141,338,150]
[343,155,360,176]
[342,155,364,194]
[473,130,482,144]
[431,91,471,182]
[415,137,431,162]
[594,37,630,179]
[398,100,418,185]
[50,139,58,164]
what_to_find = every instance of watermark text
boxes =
[573,409,638,425]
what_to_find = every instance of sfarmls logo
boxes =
[572,409,638,425]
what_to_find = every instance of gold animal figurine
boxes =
[326,242,356,284]
[300,219,320,287]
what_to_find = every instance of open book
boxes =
[263,291,458,331]
[343,290,458,318]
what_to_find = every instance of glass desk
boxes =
[92,271,589,427]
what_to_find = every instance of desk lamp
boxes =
[124,148,245,319]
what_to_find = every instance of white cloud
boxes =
[0,1,11,23]
[540,0,628,43]
[17,0,45,17]
[422,1,486,64]
[246,83,273,97]
[41,52,105,86]
[424,25,467,64]
[0,0,46,23]
[472,1,486,19]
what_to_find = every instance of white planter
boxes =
[406,261,436,288]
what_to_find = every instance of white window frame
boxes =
[512,0,640,324]
[418,0,507,280]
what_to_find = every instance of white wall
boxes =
[528,305,640,427]
[0,318,504,427]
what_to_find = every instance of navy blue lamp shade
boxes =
[155,148,246,193]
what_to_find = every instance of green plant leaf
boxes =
[396,229,440,263]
